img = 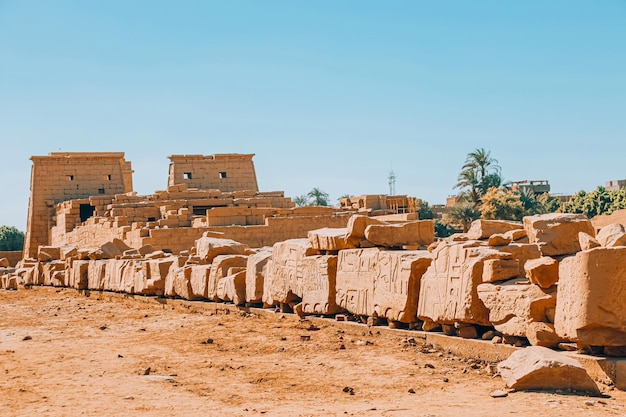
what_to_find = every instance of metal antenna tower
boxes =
[388,169,396,196]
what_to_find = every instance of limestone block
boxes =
[300,255,341,315]
[119,260,143,294]
[497,346,600,395]
[207,255,248,300]
[525,322,563,348]
[308,228,353,251]
[189,264,212,299]
[136,258,174,295]
[37,246,61,261]
[578,232,600,251]
[245,249,272,303]
[364,220,435,248]
[67,260,89,290]
[40,261,65,286]
[216,270,246,305]
[497,243,542,277]
[60,246,79,261]
[504,229,527,242]
[138,244,155,256]
[87,260,107,290]
[194,235,249,264]
[467,219,522,240]
[336,248,379,316]
[146,250,166,260]
[417,242,501,325]
[477,278,556,336]
[261,260,276,305]
[266,239,318,304]
[345,215,386,247]
[88,240,126,260]
[487,234,511,246]
[523,213,595,256]
[0,258,9,268]
[172,265,196,300]
[596,223,626,247]
[555,248,626,346]
[2,274,17,290]
[482,258,519,283]
[372,250,432,323]
[524,257,559,289]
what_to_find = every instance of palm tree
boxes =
[449,202,481,232]
[462,148,501,180]
[455,169,480,203]
[293,195,309,207]
[307,188,330,206]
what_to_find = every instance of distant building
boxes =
[509,180,550,195]
[606,179,626,191]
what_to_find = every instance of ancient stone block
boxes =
[364,220,434,248]
[194,235,249,264]
[300,255,341,315]
[497,346,600,395]
[136,257,174,295]
[555,247,626,346]
[467,220,523,240]
[487,234,511,246]
[189,264,212,299]
[336,248,380,316]
[245,249,272,303]
[417,242,500,325]
[87,260,107,290]
[372,250,432,323]
[596,223,626,247]
[40,261,66,286]
[523,213,595,256]
[578,232,600,251]
[525,322,563,348]
[216,270,246,305]
[0,258,9,268]
[482,258,519,283]
[504,228,527,242]
[67,260,89,290]
[497,243,541,277]
[308,228,353,251]
[265,239,318,304]
[207,254,248,300]
[345,215,386,247]
[477,278,556,337]
[524,257,559,289]
[37,246,61,261]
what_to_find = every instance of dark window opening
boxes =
[98,188,105,194]
[68,175,74,181]
[105,174,111,181]
[183,172,192,179]
[79,204,95,223]
[219,172,227,179]
[147,217,156,222]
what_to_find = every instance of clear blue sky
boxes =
[1,1,624,231]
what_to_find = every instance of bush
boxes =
[0,226,24,251]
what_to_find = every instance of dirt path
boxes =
[1,287,624,417]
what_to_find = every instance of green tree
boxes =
[455,148,502,204]
[480,187,524,221]
[293,195,309,207]
[449,202,481,232]
[0,226,24,251]
[561,186,620,218]
[307,187,330,206]
[413,198,434,220]
[434,219,459,238]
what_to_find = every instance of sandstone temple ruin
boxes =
[2,151,626,391]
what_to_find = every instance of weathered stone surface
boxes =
[300,255,342,315]
[207,255,248,300]
[336,248,380,316]
[555,248,626,346]
[477,278,556,337]
[505,229,527,242]
[87,260,107,290]
[0,258,9,268]
[265,239,318,304]
[345,215,386,247]
[194,235,249,264]
[245,249,272,303]
[67,260,89,290]
[467,220,522,240]
[364,220,434,248]
[497,243,542,277]
[136,257,174,295]
[418,241,501,325]
[40,261,65,286]
[579,232,601,251]
[216,270,246,305]
[596,223,626,248]
[88,239,132,260]
[37,246,61,262]
[60,246,79,261]
[523,213,595,256]
[138,244,155,256]
[482,258,519,283]
[487,234,511,246]
[524,257,559,289]
[526,322,563,348]
[189,264,212,299]
[372,250,432,323]
[497,346,600,395]
[308,228,353,251]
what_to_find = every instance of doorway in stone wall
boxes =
[80,204,95,223]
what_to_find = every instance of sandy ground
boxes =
[1,287,625,417]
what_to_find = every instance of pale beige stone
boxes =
[364,220,434,248]
[497,346,600,395]
[0,258,9,268]
[60,246,78,261]
[37,246,61,261]
[87,260,107,290]
[245,249,272,303]
[596,223,626,247]
[525,322,563,348]
[216,270,246,305]
[555,248,626,346]
[67,260,89,290]
[523,213,595,256]
[417,241,500,326]
[207,255,248,300]
[194,235,249,264]
[504,229,527,242]
[467,219,523,240]
[188,264,212,299]
[138,244,155,256]
[482,258,519,283]
[336,248,380,316]
[300,255,341,315]
[497,243,542,277]
[487,234,511,246]
[578,231,601,251]
[265,239,318,304]
[345,215,386,247]
[308,228,353,251]
[524,257,559,289]
[136,257,174,295]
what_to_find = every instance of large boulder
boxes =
[345,215,386,247]
[467,220,523,240]
[194,235,249,264]
[523,213,595,256]
[555,247,626,346]
[596,223,626,248]
[308,228,353,251]
[364,220,434,248]
[524,257,559,289]
[497,346,600,395]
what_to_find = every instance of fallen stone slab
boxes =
[364,220,434,248]
[524,213,595,256]
[497,346,601,395]
[467,220,523,240]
